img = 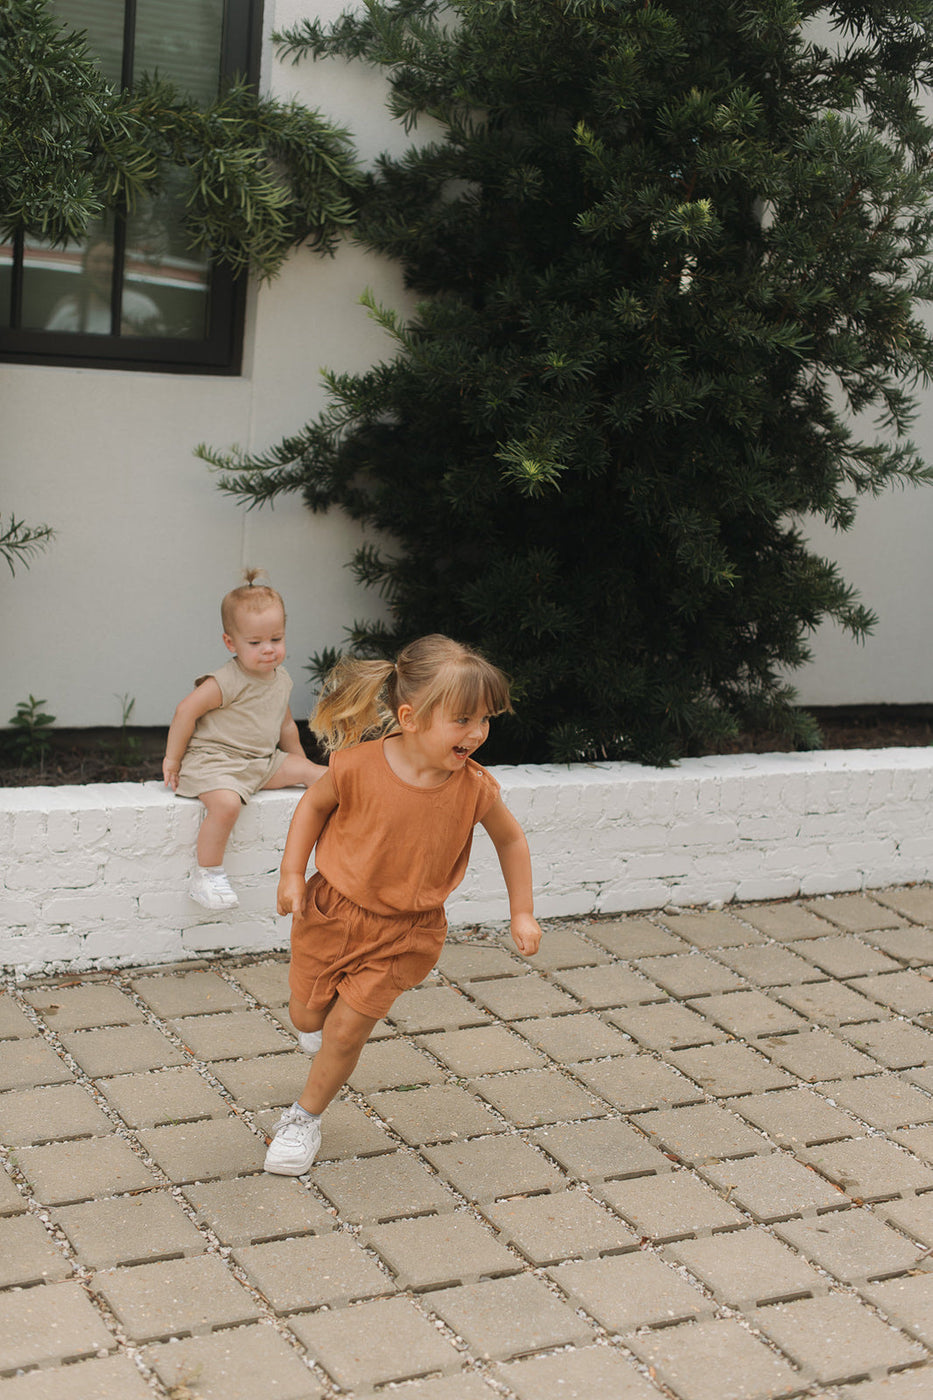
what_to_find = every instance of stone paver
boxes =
[775,1208,926,1281]
[24,983,146,1030]
[0,1210,71,1285]
[574,1052,705,1111]
[59,1023,187,1076]
[348,1035,446,1089]
[0,1082,113,1143]
[0,1037,75,1090]
[183,1173,335,1244]
[364,1210,519,1288]
[806,893,907,933]
[548,1250,715,1331]
[498,1347,662,1399]
[609,1000,727,1048]
[55,1191,206,1268]
[0,1354,154,1400]
[629,1316,801,1400]
[470,1066,608,1126]
[598,1168,746,1240]
[635,952,745,998]
[146,1326,322,1400]
[841,1017,933,1068]
[690,988,806,1036]
[467,973,581,1019]
[131,969,250,1017]
[802,1136,933,1199]
[822,1074,933,1130]
[667,1040,794,1097]
[136,1116,267,1182]
[668,1226,825,1305]
[424,1273,594,1359]
[5,894,933,1397]
[635,1101,769,1161]
[312,1151,457,1222]
[0,1281,117,1371]
[755,1027,878,1081]
[289,1294,461,1390]
[864,1273,933,1347]
[530,1116,671,1180]
[93,1253,261,1341]
[15,1134,159,1203]
[510,1010,632,1063]
[97,1065,229,1125]
[367,1082,505,1144]
[420,1023,547,1075]
[169,1009,293,1060]
[727,1084,862,1145]
[751,1293,925,1383]
[424,1132,567,1200]
[233,1232,390,1310]
[700,1151,844,1221]
[210,1051,313,1108]
[482,1184,637,1263]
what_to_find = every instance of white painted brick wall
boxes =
[3,748,933,976]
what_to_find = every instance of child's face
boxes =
[414,703,492,772]
[223,602,286,677]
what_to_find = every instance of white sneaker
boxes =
[189,866,238,911]
[264,1104,321,1175]
[298,1029,322,1056]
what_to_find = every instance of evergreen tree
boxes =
[211,0,933,764]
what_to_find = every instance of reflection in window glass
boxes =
[50,0,124,86]
[0,242,12,328]
[125,189,209,340]
[135,0,225,103]
[22,232,114,334]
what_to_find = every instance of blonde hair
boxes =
[312,634,512,752]
[221,568,285,633]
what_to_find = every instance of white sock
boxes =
[291,1102,320,1122]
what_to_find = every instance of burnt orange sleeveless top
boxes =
[314,737,500,915]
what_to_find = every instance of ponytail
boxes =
[313,634,512,754]
[221,568,284,632]
[312,658,397,752]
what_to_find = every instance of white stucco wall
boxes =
[2,1,933,733]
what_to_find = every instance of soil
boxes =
[1,706,931,787]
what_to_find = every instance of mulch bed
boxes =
[1,707,931,788]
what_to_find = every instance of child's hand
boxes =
[277,873,307,917]
[162,758,179,791]
[510,912,542,957]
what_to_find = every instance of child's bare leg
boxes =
[297,998,378,1116]
[263,755,328,790]
[196,789,242,867]
[288,994,328,1035]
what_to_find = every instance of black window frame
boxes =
[0,0,263,375]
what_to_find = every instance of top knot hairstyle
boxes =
[221,568,285,633]
[312,634,513,753]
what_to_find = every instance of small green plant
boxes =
[114,692,140,766]
[9,695,56,768]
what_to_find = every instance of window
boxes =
[0,0,262,373]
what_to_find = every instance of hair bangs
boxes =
[411,655,513,724]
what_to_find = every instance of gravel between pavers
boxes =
[3,891,933,1398]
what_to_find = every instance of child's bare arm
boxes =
[163,678,223,790]
[277,771,339,916]
[278,706,304,756]
[480,798,542,956]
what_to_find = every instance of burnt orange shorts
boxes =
[289,874,447,1020]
